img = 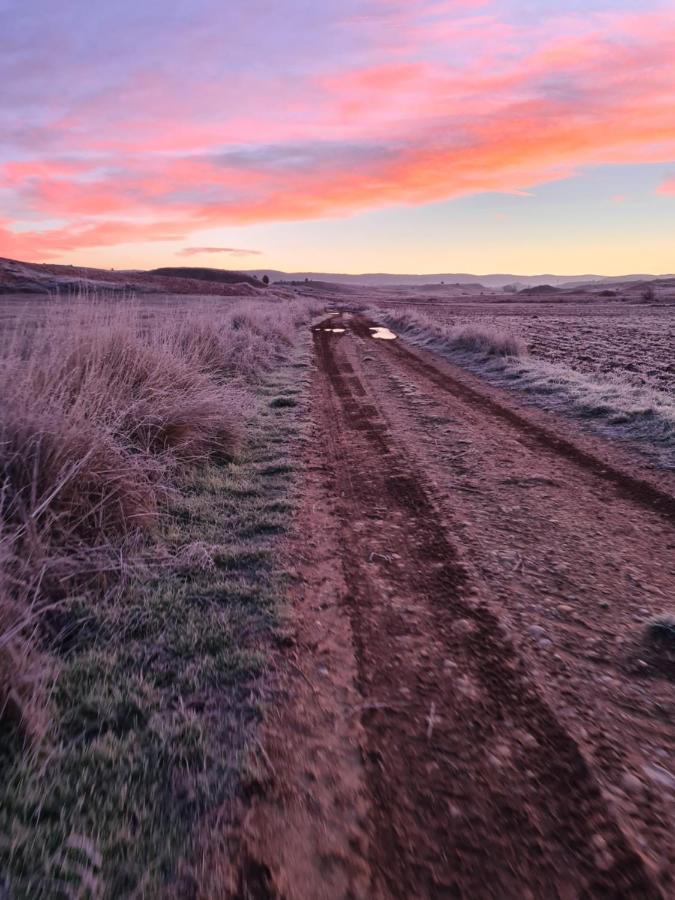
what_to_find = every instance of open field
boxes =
[366,295,675,470]
[379,301,675,393]
[1,281,674,898]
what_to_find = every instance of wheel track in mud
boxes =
[311,315,663,898]
[349,317,675,527]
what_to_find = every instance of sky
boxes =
[1,0,675,275]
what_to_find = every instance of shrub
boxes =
[449,324,526,357]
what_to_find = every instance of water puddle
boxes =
[369,326,397,340]
[321,327,346,333]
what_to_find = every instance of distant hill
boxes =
[150,266,261,288]
[247,270,666,289]
[0,257,265,296]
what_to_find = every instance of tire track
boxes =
[312,316,663,898]
[350,317,675,526]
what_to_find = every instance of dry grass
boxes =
[646,615,675,647]
[0,294,309,745]
[377,309,527,358]
[0,290,318,896]
[376,307,675,468]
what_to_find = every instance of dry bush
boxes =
[378,308,526,358]
[449,324,527,357]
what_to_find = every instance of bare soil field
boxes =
[364,295,675,470]
[391,301,675,394]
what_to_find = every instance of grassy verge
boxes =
[377,308,675,469]
[0,297,313,897]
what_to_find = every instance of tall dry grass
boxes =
[0,294,307,743]
[377,308,527,357]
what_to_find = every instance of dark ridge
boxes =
[150,266,262,287]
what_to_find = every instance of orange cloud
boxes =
[3,6,675,259]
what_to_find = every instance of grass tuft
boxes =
[646,614,675,648]
[270,396,298,408]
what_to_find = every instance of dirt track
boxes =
[235,313,675,899]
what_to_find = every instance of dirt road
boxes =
[235,313,675,899]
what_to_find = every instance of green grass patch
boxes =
[0,349,310,898]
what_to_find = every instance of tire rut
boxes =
[312,317,662,898]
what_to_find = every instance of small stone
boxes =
[453,618,477,636]
[599,600,610,609]
[538,639,553,650]
[529,625,547,640]
[642,763,675,790]
[519,731,538,749]
[621,773,643,795]
[558,604,574,614]
[592,834,608,851]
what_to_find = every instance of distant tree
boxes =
[642,284,656,302]
[503,283,519,293]
[262,274,270,285]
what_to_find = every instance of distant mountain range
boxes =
[246,270,666,289]
[1,256,671,295]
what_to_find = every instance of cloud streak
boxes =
[1,1,674,259]
[177,246,262,257]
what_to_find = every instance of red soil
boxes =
[234,312,675,898]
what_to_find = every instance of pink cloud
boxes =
[656,178,675,195]
[2,4,675,259]
[177,247,262,257]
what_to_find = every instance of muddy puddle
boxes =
[369,326,397,340]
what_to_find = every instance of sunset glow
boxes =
[2,0,675,273]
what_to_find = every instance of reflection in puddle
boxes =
[322,327,346,333]
[369,326,397,340]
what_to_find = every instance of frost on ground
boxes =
[378,307,675,469]
[0,292,319,897]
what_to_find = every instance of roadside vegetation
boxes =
[377,308,675,468]
[0,294,315,897]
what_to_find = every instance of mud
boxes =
[233,312,675,899]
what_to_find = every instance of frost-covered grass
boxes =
[0,293,315,897]
[378,307,675,468]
